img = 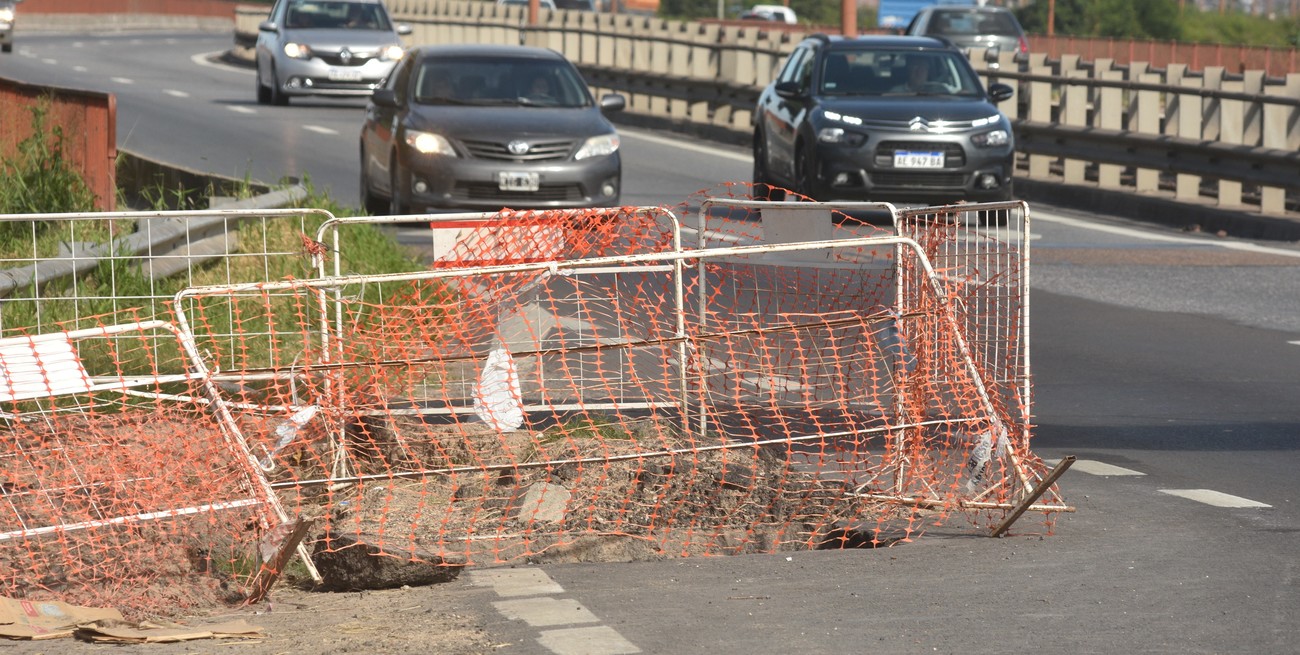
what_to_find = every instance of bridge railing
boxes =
[234,2,1300,223]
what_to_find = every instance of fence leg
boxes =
[990,456,1075,538]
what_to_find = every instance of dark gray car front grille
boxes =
[461,139,575,162]
[453,182,584,202]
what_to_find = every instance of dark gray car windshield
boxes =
[820,50,982,97]
[413,58,593,108]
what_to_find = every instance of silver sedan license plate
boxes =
[328,68,363,82]
[894,151,945,168]
[498,171,540,192]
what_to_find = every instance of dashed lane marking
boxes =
[537,626,642,655]
[228,106,256,114]
[470,568,642,655]
[469,567,565,597]
[1072,460,1145,476]
[111,77,134,85]
[164,90,190,98]
[493,597,600,627]
[1159,489,1272,508]
[304,125,338,135]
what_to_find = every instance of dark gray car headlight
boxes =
[575,134,620,160]
[405,130,457,157]
[971,129,1010,148]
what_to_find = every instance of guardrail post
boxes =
[690,23,720,128]
[1261,73,1300,214]
[1060,55,1087,185]
[1131,63,1161,194]
[1167,64,1204,203]
[1211,68,1245,207]
[1025,54,1053,180]
[1096,59,1123,190]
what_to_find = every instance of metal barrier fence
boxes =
[0,199,1067,620]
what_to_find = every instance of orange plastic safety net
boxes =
[0,190,1065,618]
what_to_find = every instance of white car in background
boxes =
[0,0,22,54]
[255,0,411,105]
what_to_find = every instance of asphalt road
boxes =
[3,29,1300,654]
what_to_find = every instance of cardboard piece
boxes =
[0,596,124,640]
[74,619,264,643]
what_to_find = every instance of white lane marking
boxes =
[620,126,749,162]
[493,597,600,627]
[537,626,642,655]
[1033,210,1300,259]
[468,567,565,597]
[1072,460,1145,476]
[228,106,257,115]
[111,77,134,85]
[1159,489,1272,508]
[164,90,190,98]
[72,66,88,73]
[1289,340,1300,346]
[303,125,339,135]
[41,58,57,65]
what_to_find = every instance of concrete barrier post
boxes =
[1129,63,1161,193]
[1260,73,1300,214]
[1167,64,1204,203]
[690,24,720,127]
[1096,60,1123,190]
[1059,56,1087,184]
[1026,54,1053,180]
[1215,71,1245,207]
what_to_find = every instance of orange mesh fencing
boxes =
[0,197,1068,618]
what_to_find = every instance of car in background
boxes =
[0,0,22,54]
[752,34,1016,205]
[255,0,411,105]
[742,4,797,24]
[497,0,558,9]
[359,44,625,214]
[904,5,1028,67]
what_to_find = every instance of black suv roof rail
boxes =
[807,33,833,44]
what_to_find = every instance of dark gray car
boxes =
[752,35,1016,205]
[904,5,1029,68]
[359,44,625,214]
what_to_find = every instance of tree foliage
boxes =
[1015,0,1298,46]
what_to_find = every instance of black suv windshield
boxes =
[820,49,982,97]
[413,58,593,108]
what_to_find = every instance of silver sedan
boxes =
[255,0,411,105]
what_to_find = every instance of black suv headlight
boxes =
[971,128,1011,148]
[817,127,867,147]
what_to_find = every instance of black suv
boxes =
[752,35,1016,204]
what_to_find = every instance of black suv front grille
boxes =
[874,142,967,168]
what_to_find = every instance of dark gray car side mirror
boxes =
[987,83,1014,103]
[600,94,626,113]
[371,88,398,107]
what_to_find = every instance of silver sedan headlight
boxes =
[405,130,457,157]
[0,8,14,21]
[283,42,313,60]
[575,133,619,160]
[380,45,405,62]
